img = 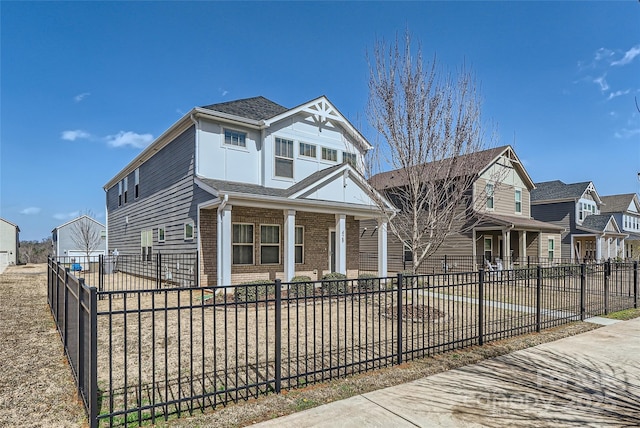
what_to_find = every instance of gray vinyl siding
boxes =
[106,125,212,254]
[531,201,573,261]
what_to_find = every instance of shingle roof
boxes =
[530,180,592,202]
[580,214,614,233]
[369,145,510,190]
[200,96,288,121]
[197,164,346,199]
[600,194,637,213]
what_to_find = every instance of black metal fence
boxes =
[55,253,198,297]
[359,252,613,275]
[47,257,638,427]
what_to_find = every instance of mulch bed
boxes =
[383,303,447,322]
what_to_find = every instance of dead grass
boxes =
[0,264,86,427]
[154,322,600,428]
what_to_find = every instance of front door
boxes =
[329,230,336,273]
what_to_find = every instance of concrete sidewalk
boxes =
[254,318,640,427]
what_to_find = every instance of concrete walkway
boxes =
[254,317,640,427]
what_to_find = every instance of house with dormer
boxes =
[362,145,563,272]
[103,96,394,286]
[600,193,640,260]
[531,180,627,262]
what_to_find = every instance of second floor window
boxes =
[275,138,294,178]
[224,129,246,147]
[322,147,338,162]
[343,152,357,168]
[515,189,522,214]
[486,183,494,210]
[299,142,316,158]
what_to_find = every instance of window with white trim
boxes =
[515,189,522,214]
[299,142,316,158]
[141,230,152,262]
[343,152,357,168]
[232,223,254,265]
[548,238,555,260]
[184,222,194,240]
[134,168,140,199]
[484,237,492,261]
[295,226,304,264]
[403,243,413,262]
[486,183,494,210]
[158,226,165,243]
[118,181,123,206]
[321,147,337,162]
[275,138,294,178]
[224,129,246,147]
[260,225,280,264]
[123,177,128,204]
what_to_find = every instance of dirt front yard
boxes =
[0,264,86,427]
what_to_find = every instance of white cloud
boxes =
[74,92,91,102]
[219,88,229,97]
[105,131,154,149]
[607,89,630,100]
[614,128,640,139]
[593,74,609,91]
[61,129,91,141]
[20,207,41,215]
[53,211,80,221]
[611,45,640,66]
[594,48,614,62]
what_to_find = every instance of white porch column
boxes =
[283,209,296,282]
[596,236,603,261]
[377,219,388,277]
[521,231,527,263]
[503,230,510,262]
[335,214,347,275]
[217,204,232,286]
[472,229,477,269]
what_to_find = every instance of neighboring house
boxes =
[0,218,20,272]
[103,96,394,286]
[363,145,563,272]
[600,193,640,261]
[531,180,626,262]
[52,215,107,262]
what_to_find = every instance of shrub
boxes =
[321,272,348,294]
[357,273,379,291]
[234,280,275,303]
[288,276,316,298]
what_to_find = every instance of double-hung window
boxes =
[233,224,254,264]
[224,129,246,147]
[118,181,123,206]
[548,238,555,260]
[123,177,128,204]
[275,138,294,178]
[134,168,140,199]
[515,189,522,214]
[260,225,280,264]
[299,142,316,158]
[141,230,152,262]
[295,226,304,264]
[486,183,494,210]
[322,147,337,162]
[158,226,165,243]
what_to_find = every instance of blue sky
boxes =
[2,1,639,241]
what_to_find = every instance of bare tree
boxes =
[70,211,103,264]
[367,31,500,273]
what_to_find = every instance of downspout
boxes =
[217,194,229,286]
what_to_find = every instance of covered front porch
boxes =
[195,164,395,286]
[472,213,564,270]
[575,214,627,262]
